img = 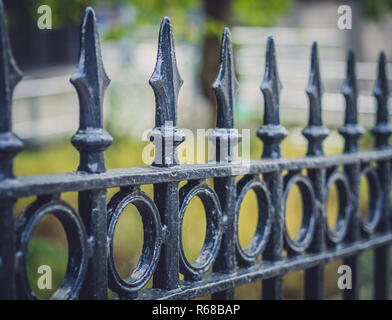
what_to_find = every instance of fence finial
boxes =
[70,7,113,174]
[209,27,241,163]
[371,51,392,149]
[339,49,364,153]
[149,17,183,127]
[257,36,287,159]
[302,42,329,156]
[213,28,239,129]
[0,0,23,180]
[149,17,185,167]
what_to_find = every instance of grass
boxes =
[13,128,388,299]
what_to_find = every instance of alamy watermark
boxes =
[337,5,352,30]
[337,264,352,290]
[37,5,52,30]
[37,265,52,290]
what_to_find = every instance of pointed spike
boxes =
[302,42,329,156]
[149,17,183,128]
[374,51,389,125]
[148,17,185,167]
[339,49,365,153]
[0,0,23,180]
[208,27,242,163]
[342,49,358,124]
[70,7,110,129]
[70,7,112,173]
[257,37,287,159]
[260,36,282,126]
[212,27,239,129]
[306,42,323,126]
[371,51,392,149]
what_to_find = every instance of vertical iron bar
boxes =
[304,168,326,300]
[0,200,17,299]
[374,158,390,299]
[371,51,392,300]
[304,262,324,299]
[343,254,360,299]
[0,0,23,300]
[339,50,363,300]
[343,168,360,299]
[342,166,360,300]
[78,190,108,299]
[303,43,328,299]
[211,177,236,299]
[257,37,287,299]
[149,17,184,290]
[262,171,284,299]
[153,182,180,290]
[209,28,241,300]
[71,8,113,299]
[374,244,390,299]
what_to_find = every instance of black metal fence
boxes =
[0,4,391,300]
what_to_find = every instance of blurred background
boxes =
[5,0,392,299]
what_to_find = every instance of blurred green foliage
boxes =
[108,0,291,40]
[29,0,392,39]
[28,0,291,41]
[362,0,392,21]
[233,0,292,27]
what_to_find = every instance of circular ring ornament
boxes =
[360,166,382,235]
[324,171,352,244]
[107,188,162,295]
[16,198,88,300]
[283,173,317,254]
[234,176,272,266]
[179,182,223,281]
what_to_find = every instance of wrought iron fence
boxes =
[0,4,391,300]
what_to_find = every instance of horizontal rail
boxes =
[139,233,392,300]
[1,149,392,199]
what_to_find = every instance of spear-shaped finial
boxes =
[0,0,23,180]
[208,28,242,163]
[302,42,329,157]
[149,17,183,128]
[256,37,287,159]
[343,49,358,124]
[260,37,282,126]
[339,49,364,153]
[213,27,239,129]
[306,42,323,126]
[371,51,392,149]
[149,17,185,167]
[70,7,113,173]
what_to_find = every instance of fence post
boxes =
[0,0,23,300]
[209,28,241,299]
[339,50,364,300]
[257,37,287,300]
[70,8,113,299]
[371,52,391,300]
[149,17,185,290]
[302,42,329,300]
